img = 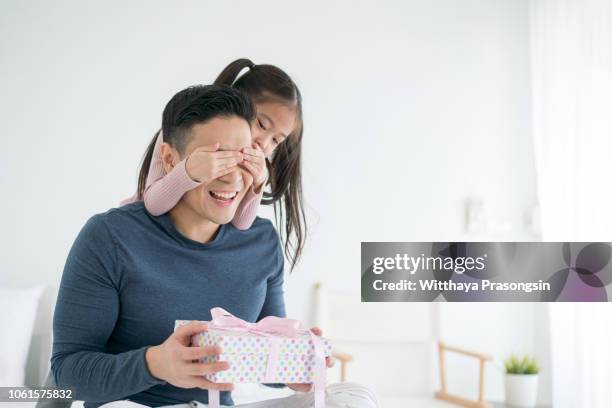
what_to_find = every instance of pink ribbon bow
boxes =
[209,307,307,337]
[205,307,326,408]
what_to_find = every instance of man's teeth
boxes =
[210,191,238,200]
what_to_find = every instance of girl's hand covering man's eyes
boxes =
[240,145,268,194]
[286,326,335,393]
[185,143,244,183]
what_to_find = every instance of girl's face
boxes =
[251,101,297,158]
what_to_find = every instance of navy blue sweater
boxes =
[51,202,286,407]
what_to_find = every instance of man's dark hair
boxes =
[162,84,254,154]
[137,84,255,198]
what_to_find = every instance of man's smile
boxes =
[208,189,240,207]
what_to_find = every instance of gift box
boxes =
[175,307,331,408]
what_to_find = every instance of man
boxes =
[51,85,286,407]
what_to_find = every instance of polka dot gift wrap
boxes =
[174,320,332,384]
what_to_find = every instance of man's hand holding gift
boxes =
[286,326,335,393]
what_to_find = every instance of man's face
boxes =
[178,116,253,225]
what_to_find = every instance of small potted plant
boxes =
[504,354,539,407]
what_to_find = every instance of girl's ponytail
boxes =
[214,58,255,86]
[214,58,306,272]
[136,129,160,200]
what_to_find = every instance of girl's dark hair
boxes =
[214,58,306,273]
[137,84,254,200]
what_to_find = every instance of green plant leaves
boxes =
[504,354,539,374]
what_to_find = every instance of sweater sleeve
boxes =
[143,131,201,216]
[258,239,288,389]
[231,185,264,230]
[257,238,286,321]
[51,215,166,403]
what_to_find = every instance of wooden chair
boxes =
[314,282,495,407]
[330,348,353,382]
[435,341,493,408]
[313,282,442,406]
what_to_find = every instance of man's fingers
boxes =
[187,361,231,376]
[181,345,222,361]
[310,327,322,336]
[310,327,331,366]
[174,321,208,345]
[288,383,313,392]
[190,377,235,391]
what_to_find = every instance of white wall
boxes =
[1,0,546,402]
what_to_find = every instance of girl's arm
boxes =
[143,131,201,216]
[231,181,265,230]
[232,146,268,230]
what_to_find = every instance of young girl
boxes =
[122,58,306,271]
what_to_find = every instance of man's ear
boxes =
[159,142,179,174]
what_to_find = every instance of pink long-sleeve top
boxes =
[121,131,263,230]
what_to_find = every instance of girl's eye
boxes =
[258,119,266,130]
